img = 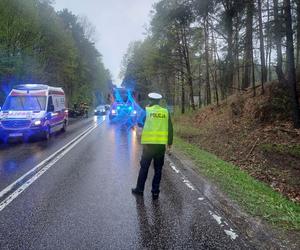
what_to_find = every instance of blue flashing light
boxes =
[15,84,48,90]
[114,88,123,103]
[117,106,121,110]
[128,106,133,111]
[24,84,37,88]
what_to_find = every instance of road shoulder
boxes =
[167,146,300,249]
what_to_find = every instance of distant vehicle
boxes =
[94,105,106,116]
[104,104,110,111]
[69,102,89,118]
[0,84,68,141]
[109,88,137,121]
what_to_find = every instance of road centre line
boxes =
[0,121,102,212]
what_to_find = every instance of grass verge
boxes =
[174,136,300,230]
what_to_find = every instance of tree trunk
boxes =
[284,0,300,128]
[198,63,202,108]
[252,50,256,97]
[296,0,300,80]
[204,19,211,105]
[224,5,234,95]
[273,0,285,82]
[243,0,254,90]
[235,13,241,91]
[257,0,267,94]
[181,77,185,114]
[212,29,219,105]
[266,0,270,81]
[181,26,195,110]
[180,53,185,114]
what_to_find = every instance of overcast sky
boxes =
[53,0,157,85]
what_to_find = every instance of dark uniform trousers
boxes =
[136,144,166,194]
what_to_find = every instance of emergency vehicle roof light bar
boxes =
[15,84,48,90]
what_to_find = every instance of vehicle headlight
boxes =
[94,109,97,113]
[132,110,137,115]
[34,120,42,126]
[112,109,116,114]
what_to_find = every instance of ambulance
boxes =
[0,84,68,141]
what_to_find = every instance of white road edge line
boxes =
[166,155,239,241]
[170,165,180,174]
[0,123,100,212]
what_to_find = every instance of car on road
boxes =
[104,104,110,111]
[94,105,106,116]
[109,103,137,120]
[0,84,68,142]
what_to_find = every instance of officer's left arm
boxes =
[168,111,173,146]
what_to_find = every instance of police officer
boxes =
[132,92,173,199]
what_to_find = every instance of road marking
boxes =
[183,179,196,191]
[170,165,180,174]
[224,229,238,240]
[209,211,223,225]
[0,121,102,212]
[167,156,239,241]
[208,208,238,240]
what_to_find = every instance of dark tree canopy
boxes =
[0,0,110,106]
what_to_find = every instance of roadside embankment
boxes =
[173,82,300,230]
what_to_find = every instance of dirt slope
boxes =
[175,82,300,202]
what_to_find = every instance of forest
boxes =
[121,0,300,128]
[0,0,111,107]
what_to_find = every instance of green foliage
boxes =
[121,0,205,107]
[121,39,166,96]
[0,0,110,106]
[260,143,300,158]
[174,136,300,230]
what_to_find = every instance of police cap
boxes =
[148,92,162,100]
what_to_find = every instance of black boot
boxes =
[152,193,159,200]
[131,188,143,196]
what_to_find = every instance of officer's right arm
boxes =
[137,110,146,127]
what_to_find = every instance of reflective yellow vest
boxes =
[141,105,169,145]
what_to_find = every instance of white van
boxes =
[0,84,68,141]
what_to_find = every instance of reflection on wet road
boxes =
[0,116,253,249]
[0,117,102,191]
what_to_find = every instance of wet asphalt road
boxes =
[0,116,255,249]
